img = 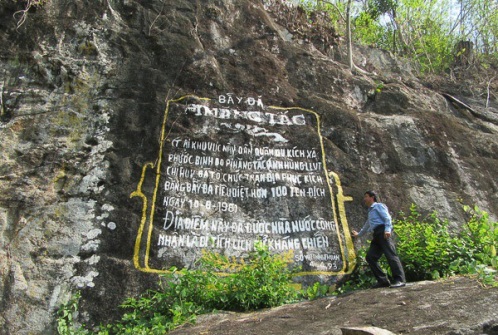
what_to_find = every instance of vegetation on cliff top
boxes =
[294,0,498,75]
[263,0,498,99]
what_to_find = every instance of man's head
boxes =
[364,190,378,207]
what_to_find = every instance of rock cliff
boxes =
[0,0,497,333]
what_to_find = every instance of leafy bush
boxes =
[337,204,497,293]
[453,205,498,284]
[303,282,330,301]
[57,242,335,334]
[207,244,300,311]
[396,204,497,282]
[85,242,300,334]
[394,204,461,280]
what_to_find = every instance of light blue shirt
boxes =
[357,202,393,237]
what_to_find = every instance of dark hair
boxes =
[364,190,378,202]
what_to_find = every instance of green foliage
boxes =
[368,0,398,20]
[57,243,334,335]
[395,204,497,282]
[299,0,498,73]
[458,0,498,56]
[375,81,385,93]
[303,282,330,300]
[394,204,458,280]
[337,204,498,293]
[390,0,455,72]
[206,243,300,311]
[87,242,300,334]
[352,11,386,47]
[457,205,498,282]
[56,292,89,335]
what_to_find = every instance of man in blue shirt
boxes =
[352,191,406,288]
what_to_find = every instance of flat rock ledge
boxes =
[169,277,498,335]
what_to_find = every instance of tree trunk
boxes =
[454,40,474,67]
[346,0,353,72]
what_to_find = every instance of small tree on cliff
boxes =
[311,0,369,74]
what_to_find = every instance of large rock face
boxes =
[168,277,498,335]
[0,0,497,333]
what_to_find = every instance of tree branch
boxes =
[319,0,346,22]
[486,76,495,109]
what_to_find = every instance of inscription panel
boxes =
[132,95,355,277]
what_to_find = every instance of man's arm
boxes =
[352,220,369,238]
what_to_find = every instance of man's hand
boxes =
[352,230,359,238]
[384,231,391,239]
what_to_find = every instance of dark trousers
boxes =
[366,226,406,284]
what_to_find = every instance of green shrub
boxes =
[454,205,498,284]
[208,243,300,311]
[395,204,497,282]
[304,282,330,300]
[58,243,332,334]
[96,242,299,334]
[394,204,461,280]
[337,204,497,293]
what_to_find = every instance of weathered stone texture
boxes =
[0,0,497,333]
[168,277,498,335]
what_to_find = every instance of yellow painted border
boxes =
[130,95,210,273]
[130,95,355,275]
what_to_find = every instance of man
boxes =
[352,191,406,288]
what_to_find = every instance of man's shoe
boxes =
[390,281,406,288]
[371,282,390,289]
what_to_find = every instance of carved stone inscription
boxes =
[134,95,351,276]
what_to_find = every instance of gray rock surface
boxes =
[168,277,498,335]
[0,0,497,333]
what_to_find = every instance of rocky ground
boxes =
[169,277,498,335]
